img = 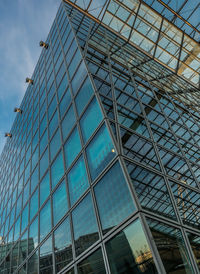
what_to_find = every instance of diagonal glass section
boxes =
[170,180,200,229]
[120,127,160,171]
[125,160,176,220]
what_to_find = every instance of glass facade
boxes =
[0,0,199,273]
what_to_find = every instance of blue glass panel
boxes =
[80,97,103,143]
[21,204,29,233]
[54,217,72,272]
[40,171,50,206]
[72,193,98,256]
[68,156,89,206]
[75,77,94,116]
[68,50,82,79]
[57,73,68,101]
[86,124,115,180]
[53,180,68,225]
[49,110,59,139]
[30,188,39,221]
[40,236,53,273]
[71,62,87,94]
[40,200,51,241]
[29,216,38,253]
[51,151,65,189]
[31,166,38,194]
[95,161,135,233]
[50,129,61,162]
[48,96,57,121]
[40,149,49,179]
[40,129,48,157]
[64,127,81,169]
[59,87,71,119]
[61,105,76,141]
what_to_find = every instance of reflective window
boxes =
[40,149,49,179]
[80,97,103,143]
[86,124,116,180]
[50,129,61,162]
[40,200,51,241]
[77,248,106,274]
[64,127,82,169]
[54,217,72,272]
[30,188,38,221]
[57,73,68,101]
[95,161,135,233]
[59,87,71,118]
[29,216,38,253]
[31,166,39,194]
[75,77,94,116]
[39,236,53,274]
[40,171,50,206]
[187,232,200,271]
[71,62,87,94]
[126,161,177,220]
[21,204,29,233]
[51,151,64,189]
[72,193,99,256]
[40,130,48,156]
[147,218,193,273]
[68,155,89,206]
[61,105,76,141]
[49,110,59,139]
[68,49,82,79]
[28,252,38,274]
[106,219,157,273]
[53,180,68,225]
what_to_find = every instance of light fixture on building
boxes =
[25,78,33,85]
[5,133,12,138]
[39,41,49,49]
[111,148,115,153]
[14,107,22,114]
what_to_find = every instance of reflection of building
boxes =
[0,0,200,273]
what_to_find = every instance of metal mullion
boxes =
[139,213,166,273]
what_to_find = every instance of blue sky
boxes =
[0,0,60,155]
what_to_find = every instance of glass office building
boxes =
[0,0,200,273]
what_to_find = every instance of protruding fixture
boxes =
[5,133,12,138]
[14,107,23,114]
[39,41,49,49]
[25,78,33,85]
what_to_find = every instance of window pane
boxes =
[80,97,103,143]
[51,151,65,189]
[61,105,76,141]
[64,127,81,169]
[53,180,68,225]
[77,248,106,274]
[54,217,72,272]
[40,200,51,241]
[95,161,135,234]
[39,236,53,274]
[72,193,98,256]
[40,171,50,206]
[29,216,38,253]
[71,62,87,94]
[147,218,193,273]
[106,219,157,273]
[49,110,59,139]
[50,129,61,162]
[40,149,49,179]
[59,87,71,118]
[30,188,38,221]
[75,77,94,116]
[86,124,115,180]
[68,155,89,206]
